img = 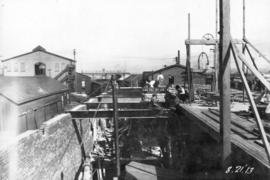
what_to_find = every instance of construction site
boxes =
[1,0,270,179]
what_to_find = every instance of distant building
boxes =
[1,45,75,78]
[75,72,92,95]
[0,76,69,134]
[122,74,142,87]
[143,64,211,89]
[84,71,131,80]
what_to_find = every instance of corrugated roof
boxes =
[0,76,68,105]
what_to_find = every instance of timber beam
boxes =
[67,109,170,119]
[72,117,169,120]
[86,97,142,103]
[231,43,270,91]
[243,38,270,65]
[85,102,151,109]
[185,38,243,45]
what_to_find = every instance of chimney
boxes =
[177,50,180,64]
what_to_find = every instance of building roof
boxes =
[0,76,69,105]
[144,64,186,78]
[76,72,92,79]
[2,45,76,63]
[123,74,142,82]
[152,64,186,74]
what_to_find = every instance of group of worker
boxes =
[164,75,189,107]
[145,72,189,107]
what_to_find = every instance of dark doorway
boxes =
[35,62,46,75]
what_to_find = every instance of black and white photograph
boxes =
[0,0,270,179]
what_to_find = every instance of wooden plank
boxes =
[185,39,218,45]
[125,161,181,179]
[185,39,243,45]
[179,105,220,142]
[209,109,256,132]
[178,104,270,169]
[67,109,169,118]
[201,111,258,140]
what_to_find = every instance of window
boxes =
[20,62,25,72]
[55,63,59,72]
[6,63,11,72]
[14,63,18,72]
[61,63,65,71]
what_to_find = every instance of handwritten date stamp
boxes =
[225,165,255,174]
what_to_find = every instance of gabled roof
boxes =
[152,64,186,74]
[145,64,186,77]
[2,45,76,63]
[0,76,69,105]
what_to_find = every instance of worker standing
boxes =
[157,72,164,87]
[168,75,175,85]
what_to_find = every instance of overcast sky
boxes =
[1,0,270,73]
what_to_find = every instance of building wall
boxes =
[0,105,94,180]
[75,73,92,95]
[84,72,131,80]
[90,82,102,97]
[2,51,72,78]
[0,92,68,134]
[149,66,209,90]
[151,66,186,85]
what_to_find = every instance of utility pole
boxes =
[111,75,120,178]
[74,49,78,93]
[219,0,231,170]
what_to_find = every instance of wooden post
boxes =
[243,0,246,39]
[245,45,258,70]
[111,75,120,178]
[219,0,231,168]
[244,38,270,64]
[214,0,219,93]
[186,13,193,101]
[34,109,38,129]
[242,0,246,102]
[231,43,270,163]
